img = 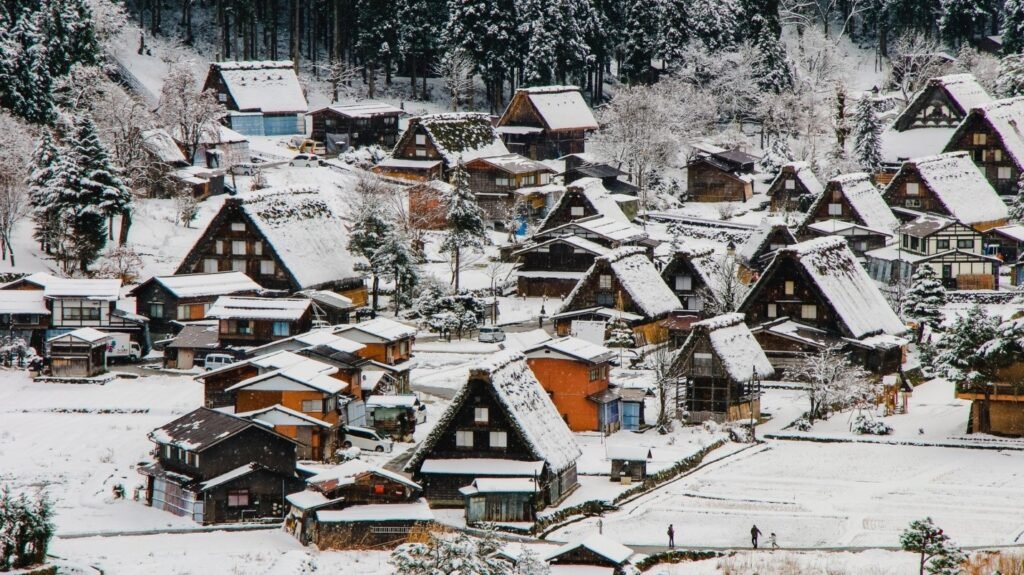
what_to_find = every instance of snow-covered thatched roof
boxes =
[946,96,1024,169]
[537,177,635,232]
[211,60,307,114]
[768,161,823,198]
[546,534,635,566]
[676,313,774,382]
[893,73,991,133]
[757,237,907,339]
[146,272,263,299]
[227,185,360,290]
[141,128,188,164]
[889,152,1007,226]
[414,113,508,165]
[206,296,310,321]
[562,246,680,319]
[405,350,581,475]
[736,218,796,268]
[807,173,899,233]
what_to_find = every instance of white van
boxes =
[203,353,235,371]
[341,425,394,453]
[478,326,506,343]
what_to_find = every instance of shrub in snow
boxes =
[605,321,635,348]
[793,417,812,431]
[389,527,509,575]
[339,145,387,169]
[701,420,721,435]
[852,415,893,436]
[0,487,54,570]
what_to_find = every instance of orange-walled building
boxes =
[336,317,417,365]
[524,337,620,434]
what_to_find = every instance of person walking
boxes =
[667,524,675,548]
[750,524,762,549]
[768,532,778,550]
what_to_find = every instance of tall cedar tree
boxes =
[1005,0,1024,54]
[441,162,487,292]
[27,129,62,254]
[686,0,740,52]
[620,0,660,84]
[348,194,395,312]
[853,96,883,173]
[996,53,1024,97]
[935,305,1002,432]
[751,14,793,93]
[377,227,420,313]
[445,0,519,112]
[73,115,132,243]
[939,0,988,47]
[902,265,946,329]
[57,117,111,272]
[396,0,447,99]
[355,0,397,98]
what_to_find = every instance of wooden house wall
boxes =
[497,95,587,160]
[610,459,647,481]
[517,276,580,298]
[202,468,304,524]
[218,311,312,346]
[133,283,248,337]
[901,222,982,256]
[661,257,709,313]
[203,364,259,408]
[309,110,400,148]
[202,70,240,111]
[946,117,1020,195]
[687,162,752,202]
[884,166,953,216]
[896,86,965,130]
[563,260,653,322]
[326,474,417,504]
[742,258,842,335]
[314,519,432,550]
[768,169,815,212]
[465,492,536,523]
[549,547,622,567]
[391,123,445,164]
[235,388,341,426]
[157,425,296,481]
[519,243,600,274]
[538,191,597,231]
[805,182,865,227]
[526,356,608,432]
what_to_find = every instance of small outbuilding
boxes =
[607,446,652,483]
[459,478,539,524]
[47,328,113,378]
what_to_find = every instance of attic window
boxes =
[999,167,1012,180]
[767,303,778,318]
[496,176,510,186]
[415,149,426,157]
[599,275,612,289]
[784,281,794,295]
[231,222,246,232]
[785,179,795,190]
[456,430,474,447]
[570,206,585,216]
[218,93,227,103]
[474,407,489,423]
[973,133,987,146]
[489,431,508,449]
[675,275,692,291]
[828,203,842,216]
[995,149,1003,161]
[415,134,426,146]
[905,183,919,196]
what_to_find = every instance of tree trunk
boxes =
[292,0,301,72]
[119,209,132,245]
[371,274,379,311]
[453,246,460,291]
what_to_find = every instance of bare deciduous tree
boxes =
[888,32,954,102]
[156,63,226,162]
[784,344,873,423]
[0,113,35,267]
[316,60,365,103]
[433,48,475,112]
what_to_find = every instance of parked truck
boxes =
[105,332,142,363]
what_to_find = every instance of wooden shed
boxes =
[459,477,539,524]
[607,446,652,483]
[47,328,112,378]
[313,499,434,550]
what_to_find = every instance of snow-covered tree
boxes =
[0,112,35,267]
[853,96,882,173]
[1004,0,1024,54]
[355,0,397,98]
[0,486,54,570]
[156,63,225,162]
[697,254,749,316]
[751,14,793,93]
[951,45,999,95]
[349,176,400,312]
[619,0,660,84]
[513,548,551,575]
[760,133,794,173]
[889,32,952,101]
[935,305,1004,432]
[441,162,487,292]
[434,48,476,111]
[939,0,987,47]
[378,227,420,314]
[1011,175,1024,221]
[27,129,63,254]
[997,54,1024,98]
[902,266,946,330]
[445,0,519,112]
[72,115,132,243]
[687,0,740,52]
[389,528,509,575]
[174,185,199,228]
[784,344,873,422]
[899,517,967,575]
[396,0,446,99]
[96,243,144,283]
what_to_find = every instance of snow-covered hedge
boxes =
[852,415,893,436]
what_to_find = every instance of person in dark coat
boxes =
[667,524,675,548]
[751,524,762,548]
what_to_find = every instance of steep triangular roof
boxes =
[767,161,824,198]
[672,313,774,382]
[894,74,991,132]
[736,218,797,268]
[412,113,508,165]
[537,177,633,231]
[741,237,906,339]
[885,152,1007,226]
[562,246,681,319]
[209,61,307,114]
[805,173,899,233]
[945,96,1024,169]
[499,86,599,132]
[148,407,300,452]
[405,350,581,474]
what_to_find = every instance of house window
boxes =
[203,258,218,273]
[801,304,817,319]
[272,321,290,336]
[177,304,204,320]
[231,222,245,232]
[935,239,949,250]
[597,292,614,306]
[232,319,252,334]
[415,134,426,146]
[301,399,323,412]
[149,302,164,318]
[215,240,225,255]
[231,259,246,272]
[474,407,489,423]
[675,275,692,291]
[827,203,843,216]
[415,148,426,157]
[999,167,1012,180]
[902,235,909,248]
[784,281,794,295]
[599,275,612,289]
[253,241,262,256]
[489,431,508,449]
[693,352,713,370]
[63,307,101,321]
[232,241,246,255]
[905,183,919,196]
[570,206,585,216]
[522,175,535,186]
[589,364,607,381]
[995,149,1003,161]
[218,93,227,103]
[910,236,920,251]
[496,176,509,186]
[536,245,549,253]
[957,238,974,249]
[227,490,250,507]
[767,303,777,318]
[539,173,551,184]
[163,445,171,458]
[785,179,795,190]
[973,133,987,145]
[905,198,921,208]
[456,430,474,447]
[260,260,275,275]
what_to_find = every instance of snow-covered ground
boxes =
[645,549,921,575]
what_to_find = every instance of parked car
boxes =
[289,154,320,168]
[478,326,506,343]
[203,353,236,371]
[341,425,394,453]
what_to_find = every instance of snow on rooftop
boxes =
[548,535,634,565]
[781,237,907,339]
[519,86,599,132]
[308,459,420,491]
[213,61,307,114]
[415,113,508,165]
[230,185,360,290]
[290,329,364,353]
[154,272,262,299]
[477,153,554,174]
[690,314,774,381]
[365,395,419,408]
[459,477,537,495]
[47,327,112,344]
[199,463,259,491]
[315,499,433,523]
[881,125,955,164]
[206,296,310,321]
[563,247,680,319]
[898,152,1008,225]
[43,277,121,300]
[991,224,1024,243]
[781,161,824,197]
[0,291,48,315]
[605,445,651,461]
[817,173,899,233]
[960,96,1024,169]
[285,490,339,511]
[141,128,187,164]
[235,404,332,428]
[314,102,404,118]
[418,458,545,476]
[933,73,992,113]
[338,317,416,342]
[524,336,613,364]
[736,217,794,267]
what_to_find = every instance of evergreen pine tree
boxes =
[396,0,447,99]
[687,0,740,52]
[760,135,794,173]
[445,0,519,111]
[1010,174,1024,222]
[377,228,420,314]
[348,193,395,312]
[1004,0,1024,54]
[12,12,54,124]
[996,53,1024,98]
[43,0,101,78]
[27,129,63,254]
[751,14,793,93]
[523,1,561,85]
[620,0,660,84]
[442,161,487,292]
[853,96,882,173]
[0,11,25,119]
[902,266,946,328]
[899,517,967,575]
[939,0,987,47]
[73,116,131,243]
[659,0,690,63]
[354,0,397,98]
